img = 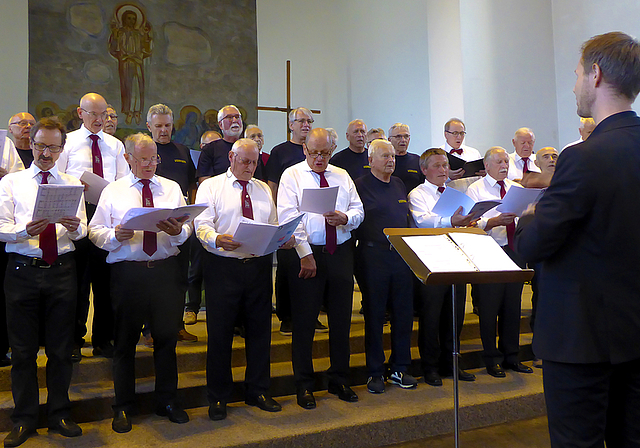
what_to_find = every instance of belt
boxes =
[11,252,73,269]
[121,258,172,269]
[362,241,394,251]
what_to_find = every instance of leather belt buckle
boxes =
[146,260,155,268]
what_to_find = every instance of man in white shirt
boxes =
[195,139,290,421]
[0,118,86,446]
[408,148,477,386]
[278,128,364,409]
[89,133,190,433]
[507,128,540,181]
[440,118,483,178]
[467,147,532,378]
[59,93,130,362]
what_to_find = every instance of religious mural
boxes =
[28,0,257,148]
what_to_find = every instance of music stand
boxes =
[384,227,534,448]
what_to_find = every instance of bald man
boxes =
[200,131,222,149]
[519,147,558,189]
[507,128,541,181]
[59,92,130,363]
[7,113,35,168]
[330,119,370,181]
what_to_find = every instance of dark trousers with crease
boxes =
[5,252,76,428]
[110,256,183,412]
[290,242,354,391]
[203,252,272,403]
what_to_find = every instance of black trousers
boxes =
[110,257,183,412]
[0,244,9,357]
[5,252,76,428]
[418,283,466,372]
[203,252,272,403]
[359,244,413,377]
[186,235,205,313]
[290,242,354,390]
[543,358,640,448]
[274,248,297,323]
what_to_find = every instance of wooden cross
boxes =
[256,60,321,141]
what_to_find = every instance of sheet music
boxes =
[402,234,478,273]
[300,186,339,214]
[80,170,110,205]
[432,187,500,219]
[32,184,84,222]
[496,185,544,216]
[120,204,208,232]
[232,215,303,257]
[448,232,521,271]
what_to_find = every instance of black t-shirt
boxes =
[393,152,424,193]
[16,148,34,168]
[330,147,370,182]
[265,141,305,184]
[355,172,410,245]
[155,141,196,197]
[196,138,266,181]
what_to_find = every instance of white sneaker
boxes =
[388,371,418,389]
[184,311,197,325]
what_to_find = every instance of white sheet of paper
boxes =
[190,150,201,169]
[402,234,478,273]
[431,187,476,217]
[120,204,208,232]
[0,131,7,164]
[496,186,544,216]
[32,184,84,222]
[300,186,339,214]
[232,215,303,257]
[79,170,110,205]
[448,232,522,271]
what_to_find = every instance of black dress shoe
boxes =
[48,418,82,437]
[70,346,81,363]
[92,342,114,358]
[328,383,358,402]
[208,401,227,420]
[112,410,132,433]
[245,394,282,412]
[458,369,476,382]
[4,423,34,447]
[503,361,534,374]
[0,356,10,368]
[296,389,316,409]
[156,404,189,424]
[424,370,443,386]
[486,364,506,378]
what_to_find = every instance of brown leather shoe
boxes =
[178,328,197,342]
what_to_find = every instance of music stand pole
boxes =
[452,284,460,448]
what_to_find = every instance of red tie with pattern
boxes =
[450,149,463,156]
[318,171,337,254]
[237,180,254,219]
[88,134,104,178]
[497,180,515,248]
[139,179,157,256]
[521,157,530,174]
[437,186,445,194]
[39,172,58,265]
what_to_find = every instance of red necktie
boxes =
[237,180,254,219]
[89,134,104,178]
[318,171,337,254]
[140,179,157,256]
[521,157,530,174]
[437,186,445,194]
[450,148,463,156]
[497,180,515,248]
[39,172,58,265]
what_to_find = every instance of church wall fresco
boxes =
[28,0,257,148]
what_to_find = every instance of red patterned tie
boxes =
[450,148,463,156]
[89,134,104,178]
[318,171,337,254]
[39,172,58,265]
[437,186,445,194]
[521,157,530,174]
[497,180,515,248]
[237,180,254,219]
[140,179,157,256]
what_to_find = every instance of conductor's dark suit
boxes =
[514,111,640,448]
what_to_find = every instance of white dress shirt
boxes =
[58,125,129,182]
[89,172,190,263]
[278,161,364,258]
[467,175,519,246]
[0,164,87,256]
[408,181,453,228]
[507,152,540,180]
[562,138,583,151]
[1,137,25,174]
[194,169,277,259]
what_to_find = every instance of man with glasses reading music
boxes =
[0,118,86,446]
[278,128,364,409]
[89,133,191,433]
[440,118,483,182]
[58,93,130,363]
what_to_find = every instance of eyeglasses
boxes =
[32,142,63,153]
[10,120,35,127]
[307,151,332,159]
[80,108,108,119]
[129,154,161,166]
[222,114,241,121]
[233,154,258,167]
[390,134,410,140]
[294,118,314,125]
[446,130,466,137]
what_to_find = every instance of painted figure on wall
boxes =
[108,4,153,125]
